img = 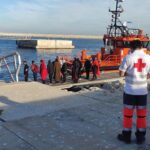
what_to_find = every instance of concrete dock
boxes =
[16,39,75,49]
[0,80,150,150]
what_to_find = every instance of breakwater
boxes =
[0,32,103,40]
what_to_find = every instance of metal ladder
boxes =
[0,52,22,82]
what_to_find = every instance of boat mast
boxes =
[108,0,125,37]
[114,0,119,37]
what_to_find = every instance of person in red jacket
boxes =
[40,59,48,84]
[31,60,39,81]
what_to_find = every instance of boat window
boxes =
[105,39,114,47]
[142,42,149,48]
[146,42,150,49]
[148,42,150,49]
[124,41,130,48]
[116,41,123,48]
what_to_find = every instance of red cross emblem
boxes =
[134,59,146,72]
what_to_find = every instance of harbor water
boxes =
[0,39,103,81]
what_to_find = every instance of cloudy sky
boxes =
[0,0,149,35]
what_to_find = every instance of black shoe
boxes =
[135,130,146,144]
[117,131,131,144]
[0,110,3,116]
[136,138,145,145]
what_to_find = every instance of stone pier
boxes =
[16,39,75,49]
[0,79,150,150]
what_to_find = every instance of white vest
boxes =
[119,49,150,95]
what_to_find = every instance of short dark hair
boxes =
[130,40,142,49]
[32,60,34,63]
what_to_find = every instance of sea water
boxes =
[0,39,103,81]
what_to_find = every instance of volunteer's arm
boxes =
[119,70,125,77]
[147,73,150,79]
[119,56,128,77]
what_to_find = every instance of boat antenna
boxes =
[108,0,128,37]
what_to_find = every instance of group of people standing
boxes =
[71,56,101,83]
[23,40,150,145]
[23,56,101,84]
[23,57,67,84]
[84,57,100,80]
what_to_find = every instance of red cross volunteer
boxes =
[118,40,150,144]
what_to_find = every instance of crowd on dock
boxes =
[23,56,101,84]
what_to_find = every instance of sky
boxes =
[0,0,150,35]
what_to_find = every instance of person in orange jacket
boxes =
[92,57,99,80]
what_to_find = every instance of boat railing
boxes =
[107,26,143,37]
[0,52,22,82]
[103,55,120,64]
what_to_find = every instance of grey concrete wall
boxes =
[16,40,74,49]
[16,40,37,48]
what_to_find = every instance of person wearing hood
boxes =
[47,60,54,83]
[92,57,98,80]
[40,59,48,84]
[84,59,91,80]
[24,61,29,82]
[31,60,39,81]
[72,58,81,83]
[61,61,67,82]
[53,57,61,83]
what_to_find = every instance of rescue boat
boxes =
[66,0,150,71]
